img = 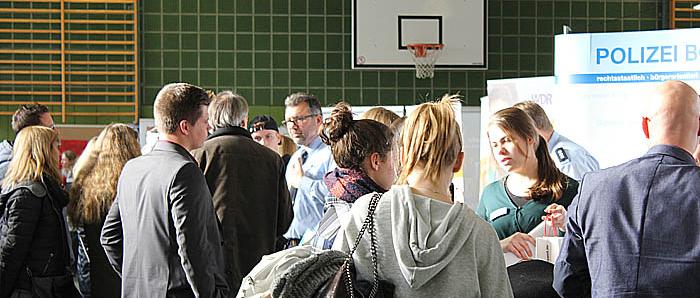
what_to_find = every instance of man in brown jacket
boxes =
[192,91,293,293]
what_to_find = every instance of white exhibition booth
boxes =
[480,28,700,194]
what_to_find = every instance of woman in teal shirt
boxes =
[477,107,579,260]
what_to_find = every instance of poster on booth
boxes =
[554,28,700,168]
[481,28,700,193]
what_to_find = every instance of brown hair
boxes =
[154,83,212,134]
[489,107,566,200]
[68,124,141,225]
[62,150,77,163]
[397,95,462,184]
[72,137,98,179]
[360,107,400,126]
[279,135,297,157]
[512,101,554,133]
[12,104,50,134]
[2,126,60,189]
[320,102,392,170]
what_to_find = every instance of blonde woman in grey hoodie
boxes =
[334,95,513,297]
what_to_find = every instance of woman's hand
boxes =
[500,232,536,260]
[542,203,567,231]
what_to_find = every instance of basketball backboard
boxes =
[352,0,486,70]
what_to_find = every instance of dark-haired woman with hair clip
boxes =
[477,107,579,261]
[309,102,395,249]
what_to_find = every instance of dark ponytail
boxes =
[530,135,566,200]
[320,102,392,170]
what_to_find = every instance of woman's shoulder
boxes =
[558,176,579,205]
[479,179,509,206]
[564,175,579,191]
[2,180,46,198]
[482,178,506,194]
[351,191,382,211]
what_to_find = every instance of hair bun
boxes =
[321,102,353,145]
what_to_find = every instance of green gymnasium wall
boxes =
[0,0,663,140]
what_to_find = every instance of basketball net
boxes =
[407,44,444,79]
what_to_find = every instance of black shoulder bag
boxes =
[271,193,394,298]
[318,192,394,298]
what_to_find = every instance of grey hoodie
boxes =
[334,185,513,297]
[0,140,12,183]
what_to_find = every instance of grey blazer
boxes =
[101,141,229,298]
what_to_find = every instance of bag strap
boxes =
[343,192,382,298]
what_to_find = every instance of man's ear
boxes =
[452,151,464,173]
[641,117,650,139]
[179,120,190,136]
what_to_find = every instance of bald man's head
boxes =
[644,80,700,153]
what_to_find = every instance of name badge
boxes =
[489,207,509,221]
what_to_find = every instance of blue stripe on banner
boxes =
[557,71,700,84]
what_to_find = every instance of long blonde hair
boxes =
[397,95,462,184]
[2,126,60,189]
[72,136,98,179]
[68,124,141,225]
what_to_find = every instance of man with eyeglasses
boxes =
[282,92,336,248]
[0,104,55,183]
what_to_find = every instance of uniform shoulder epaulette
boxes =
[555,148,570,163]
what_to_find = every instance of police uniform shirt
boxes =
[548,131,600,181]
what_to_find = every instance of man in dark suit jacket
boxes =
[192,91,293,292]
[553,80,700,297]
[101,83,229,297]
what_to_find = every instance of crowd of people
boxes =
[0,80,699,297]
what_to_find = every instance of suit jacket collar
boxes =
[154,140,196,163]
[207,126,252,140]
[646,144,695,165]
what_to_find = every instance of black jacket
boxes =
[0,176,71,297]
[192,126,293,292]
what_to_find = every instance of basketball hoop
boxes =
[407,43,444,79]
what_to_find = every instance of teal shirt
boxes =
[476,176,579,240]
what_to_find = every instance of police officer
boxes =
[514,101,600,180]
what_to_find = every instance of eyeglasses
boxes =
[282,114,318,126]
